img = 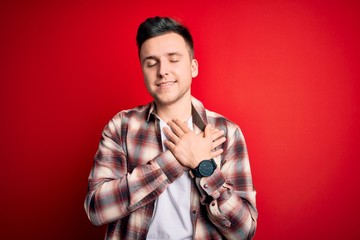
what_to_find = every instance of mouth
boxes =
[156,81,176,87]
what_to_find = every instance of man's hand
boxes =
[163,119,226,169]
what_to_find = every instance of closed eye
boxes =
[145,59,158,67]
[168,54,181,63]
[169,55,180,63]
[169,59,179,63]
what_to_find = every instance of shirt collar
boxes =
[146,96,208,131]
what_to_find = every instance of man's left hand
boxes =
[163,119,226,169]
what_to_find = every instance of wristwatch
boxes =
[191,159,217,178]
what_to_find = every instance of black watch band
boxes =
[191,159,217,178]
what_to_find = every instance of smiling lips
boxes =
[156,81,176,87]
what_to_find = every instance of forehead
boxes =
[140,32,189,59]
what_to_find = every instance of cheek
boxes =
[142,72,157,92]
[176,63,193,77]
[142,69,154,82]
[143,76,151,89]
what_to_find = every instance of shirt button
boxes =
[192,210,197,214]
[203,184,208,189]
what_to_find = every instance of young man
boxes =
[85,16,258,239]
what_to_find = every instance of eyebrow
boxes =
[167,52,183,57]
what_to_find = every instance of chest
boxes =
[124,119,162,171]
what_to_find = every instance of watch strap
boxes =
[191,167,202,178]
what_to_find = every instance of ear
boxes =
[191,59,199,78]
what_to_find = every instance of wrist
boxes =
[191,154,212,169]
[190,159,217,178]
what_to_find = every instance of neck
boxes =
[155,96,192,123]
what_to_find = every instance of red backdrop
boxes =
[1,0,359,239]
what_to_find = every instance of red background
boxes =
[1,0,359,239]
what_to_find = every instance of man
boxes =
[85,16,257,239]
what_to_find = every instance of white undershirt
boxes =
[146,118,193,240]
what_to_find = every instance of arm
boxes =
[164,119,257,239]
[198,128,257,239]
[84,116,183,226]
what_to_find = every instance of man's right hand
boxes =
[163,119,226,169]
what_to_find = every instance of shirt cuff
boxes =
[154,150,184,183]
[199,169,226,200]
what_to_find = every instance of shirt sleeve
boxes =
[84,115,183,226]
[195,127,258,239]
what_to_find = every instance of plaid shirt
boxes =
[84,97,258,240]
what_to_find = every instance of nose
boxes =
[158,60,169,78]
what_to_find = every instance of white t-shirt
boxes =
[146,118,193,240]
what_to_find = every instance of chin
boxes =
[153,90,190,106]
[154,95,178,106]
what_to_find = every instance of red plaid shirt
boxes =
[84,97,257,239]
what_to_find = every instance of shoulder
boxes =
[107,103,152,130]
[192,96,243,137]
[116,103,150,119]
[205,108,245,139]
[205,107,238,128]
[113,102,151,120]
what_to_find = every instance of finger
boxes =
[167,120,185,137]
[211,129,225,141]
[210,127,217,134]
[203,124,212,138]
[164,140,176,151]
[211,148,224,158]
[172,119,191,133]
[163,126,179,143]
[209,126,223,136]
[212,137,226,149]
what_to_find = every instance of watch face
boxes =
[198,160,215,177]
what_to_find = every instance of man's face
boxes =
[139,32,198,107]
